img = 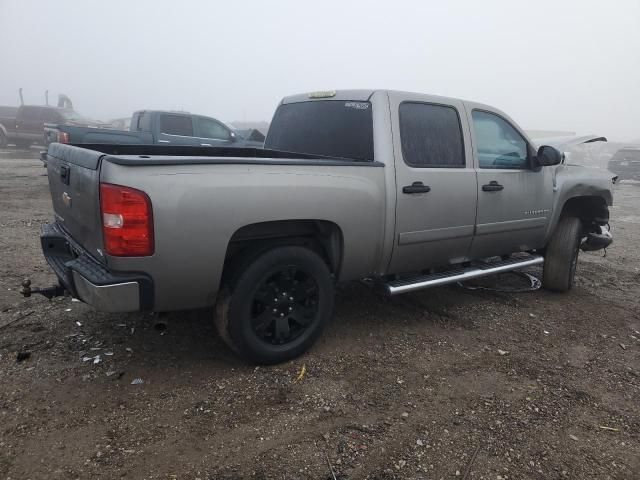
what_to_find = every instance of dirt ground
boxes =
[0,149,638,480]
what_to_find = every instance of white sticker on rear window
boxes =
[344,102,369,110]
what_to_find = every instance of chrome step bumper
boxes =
[381,255,544,295]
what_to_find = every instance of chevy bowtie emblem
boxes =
[62,192,72,207]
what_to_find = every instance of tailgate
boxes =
[46,143,106,264]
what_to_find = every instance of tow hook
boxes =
[20,279,66,300]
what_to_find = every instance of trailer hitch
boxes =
[20,279,66,300]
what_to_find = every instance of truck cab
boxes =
[132,110,241,147]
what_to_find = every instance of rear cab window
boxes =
[159,114,194,136]
[399,102,465,168]
[265,100,374,161]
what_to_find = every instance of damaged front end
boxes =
[581,225,613,252]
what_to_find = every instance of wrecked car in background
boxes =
[24,89,615,364]
[0,90,104,148]
[608,147,640,181]
[0,104,99,149]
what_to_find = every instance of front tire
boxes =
[543,216,583,292]
[215,246,334,364]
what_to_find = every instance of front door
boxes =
[193,116,235,147]
[466,108,554,258]
[388,93,478,274]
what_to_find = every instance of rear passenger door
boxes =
[157,113,198,145]
[388,93,478,274]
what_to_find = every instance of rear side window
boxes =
[265,100,374,161]
[159,114,193,136]
[471,110,528,169]
[399,103,465,168]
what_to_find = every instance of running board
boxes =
[381,255,544,295]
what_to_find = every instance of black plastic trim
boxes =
[40,223,154,310]
[59,144,384,167]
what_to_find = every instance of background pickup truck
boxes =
[29,89,615,364]
[0,104,96,148]
[44,110,264,148]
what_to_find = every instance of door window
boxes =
[159,114,193,136]
[18,106,42,122]
[195,117,232,140]
[472,111,528,169]
[40,108,62,123]
[399,102,465,168]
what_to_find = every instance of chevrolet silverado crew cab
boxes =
[24,90,614,364]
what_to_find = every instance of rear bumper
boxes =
[41,223,153,312]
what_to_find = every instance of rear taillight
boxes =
[100,183,154,256]
[57,131,70,143]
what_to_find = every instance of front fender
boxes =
[544,165,614,243]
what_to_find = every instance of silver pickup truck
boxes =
[24,89,614,364]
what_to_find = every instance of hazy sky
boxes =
[1,0,639,140]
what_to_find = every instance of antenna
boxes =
[18,88,24,106]
[45,90,49,106]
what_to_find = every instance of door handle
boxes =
[60,164,70,185]
[482,181,504,192]
[402,181,431,194]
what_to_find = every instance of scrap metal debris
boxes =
[599,425,619,432]
[457,271,541,293]
[16,351,31,362]
[294,363,307,383]
[131,378,144,385]
[0,310,35,331]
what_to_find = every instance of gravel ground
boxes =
[0,149,638,479]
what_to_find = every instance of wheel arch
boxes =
[220,219,344,287]
[545,194,609,246]
[559,195,609,225]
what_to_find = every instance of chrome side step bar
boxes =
[381,255,544,295]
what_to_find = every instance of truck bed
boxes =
[44,142,387,311]
[44,124,153,147]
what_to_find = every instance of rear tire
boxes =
[543,216,583,292]
[215,246,334,364]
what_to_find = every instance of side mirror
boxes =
[536,145,563,166]
[229,131,237,142]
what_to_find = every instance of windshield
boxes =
[265,100,374,161]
